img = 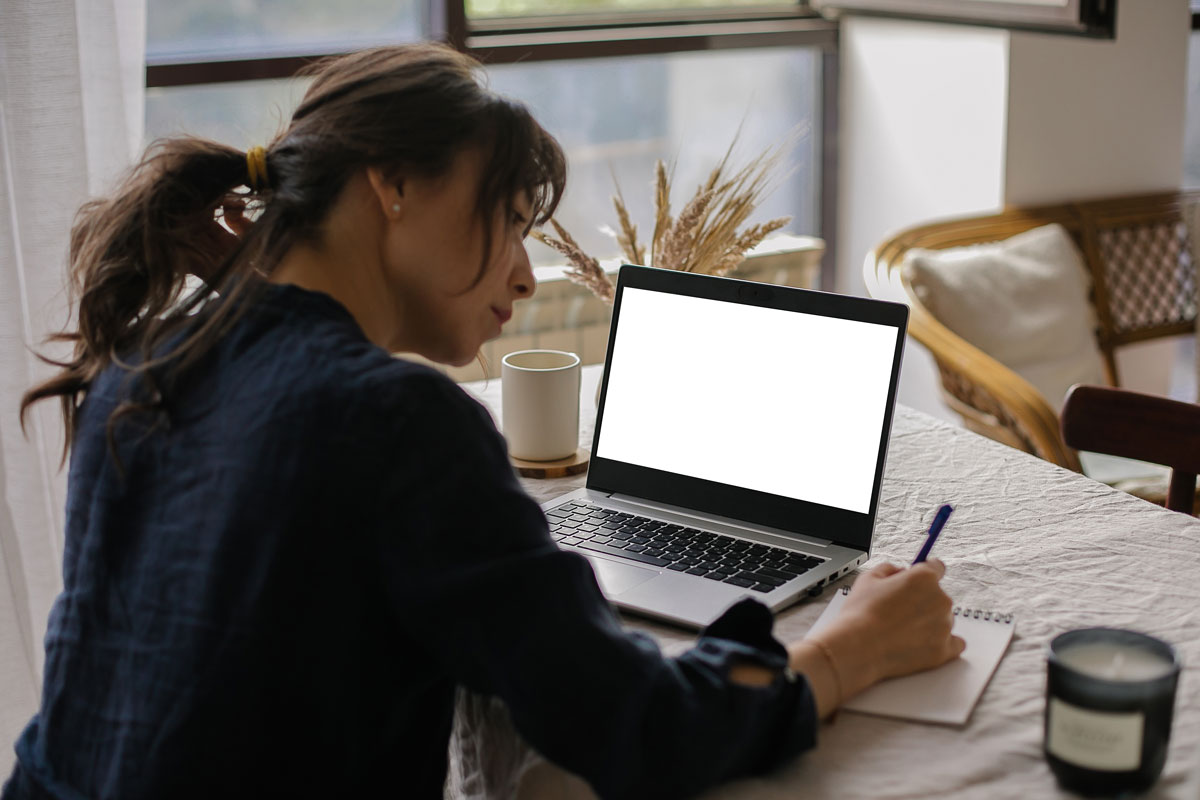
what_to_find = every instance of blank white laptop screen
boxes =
[596,287,899,514]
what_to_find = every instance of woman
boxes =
[2,43,963,799]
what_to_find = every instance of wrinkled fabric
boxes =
[1,284,816,800]
[468,391,1200,799]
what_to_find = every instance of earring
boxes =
[391,203,401,213]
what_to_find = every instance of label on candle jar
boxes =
[1047,698,1143,771]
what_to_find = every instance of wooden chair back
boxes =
[1061,385,1200,514]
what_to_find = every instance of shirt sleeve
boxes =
[367,369,818,800]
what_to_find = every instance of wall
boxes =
[838,16,1010,420]
[1005,2,1188,205]
[1006,1,1191,396]
[838,2,1192,421]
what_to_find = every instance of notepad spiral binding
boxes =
[837,585,1013,624]
[954,607,1014,624]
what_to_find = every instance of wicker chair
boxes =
[864,190,1200,475]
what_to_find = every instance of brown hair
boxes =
[21,43,566,457]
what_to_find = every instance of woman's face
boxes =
[380,148,536,365]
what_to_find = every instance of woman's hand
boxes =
[184,196,253,282]
[788,560,965,718]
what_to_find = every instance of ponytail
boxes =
[19,138,257,456]
[21,42,567,462]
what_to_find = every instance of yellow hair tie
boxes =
[245,146,269,192]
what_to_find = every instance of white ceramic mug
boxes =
[501,349,581,462]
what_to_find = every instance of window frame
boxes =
[144,0,840,288]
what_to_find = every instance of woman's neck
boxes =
[268,177,401,351]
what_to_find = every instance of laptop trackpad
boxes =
[582,554,658,597]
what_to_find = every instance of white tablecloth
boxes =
[450,368,1200,799]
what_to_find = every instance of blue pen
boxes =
[912,504,954,564]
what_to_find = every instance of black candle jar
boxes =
[1045,628,1181,797]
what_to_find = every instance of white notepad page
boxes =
[805,586,1016,726]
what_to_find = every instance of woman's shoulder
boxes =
[272,331,496,444]
[234,284,492,426]
[344,355,497,439]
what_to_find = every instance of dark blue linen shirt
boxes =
[3,284,817,799]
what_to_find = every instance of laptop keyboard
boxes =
[546,500,825,594]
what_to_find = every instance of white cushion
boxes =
[902,223,1106,410]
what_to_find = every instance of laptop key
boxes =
[756,567,801,582]
[723,576,756,588]
[560,536,582,546]
[702,571,727,581]
[626,544,648,553]
[577,541,670,567]
[751,583,775,593]
[589,535,613,546]
[667,563,690,571]
[738,571,783,587]
[685,567,709,576]
[644,548,665,557]
[610,532,633,541]
[714,565,737,576]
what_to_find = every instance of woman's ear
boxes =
[366,166,404,219]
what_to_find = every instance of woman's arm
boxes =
[368,367,960,798]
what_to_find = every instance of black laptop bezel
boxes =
[586,265,908,553]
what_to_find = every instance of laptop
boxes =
[541,264,909,629]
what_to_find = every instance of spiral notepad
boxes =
[806,586,1016,726]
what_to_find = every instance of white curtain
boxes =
[0,0,145,776]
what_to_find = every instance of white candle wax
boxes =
[1058,641,1174,681]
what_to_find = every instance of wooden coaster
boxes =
[511,448,590,479]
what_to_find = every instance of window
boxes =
[1186,11,1200,190]
[470,0,769,18]
[147,1,425,61]
[145,1,835,284]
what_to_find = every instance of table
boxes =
[451,366,1200,799]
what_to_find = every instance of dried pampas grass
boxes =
[531,220,615,304]
[536,131,799,303]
